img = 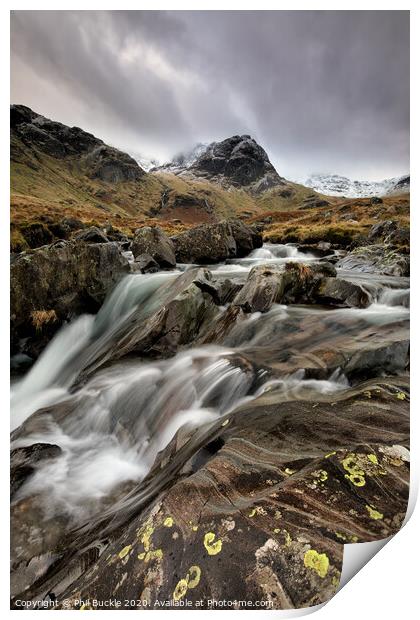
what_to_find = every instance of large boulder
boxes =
[233,264,285,312]
[131,227,176,268]
[337,245,409,277]
[315,277,372,308]
[172,220,259,264]
[77,268,220,381]
[172,221,236,264]
[11,241,130,357]
[233,262,339,314]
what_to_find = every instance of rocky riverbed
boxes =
[10,219,409,609]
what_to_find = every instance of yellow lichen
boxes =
[187,565,201,589]
[345,473,366,487]
[324,451,336,459]
[367,454,378,464]
[284,468,296,475]
[313,470,328,482]
[248,506,266,517]
[274,528,281,534]
[203,532,223,555]
[192,525,198,532]
[304,549,330,578]
[139,523,154,552]
[118,545,132,559]
[342,454,366,486]
[221,419,230,427]
[138,549,163,563]
[163,517,174,528]
[173,578,189,601]
[366,505,384,520]
[396,392,406,400]
[332,575,340,588]
[283,530,292,547]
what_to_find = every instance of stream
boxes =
[10,243,410,526]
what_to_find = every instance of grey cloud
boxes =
[11,10,409,179]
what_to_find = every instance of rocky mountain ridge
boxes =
[154,135,285,194]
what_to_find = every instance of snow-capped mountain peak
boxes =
[302,173,410,198]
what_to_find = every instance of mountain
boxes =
[11,105,329,245]
[303,173,410,198]
[155,135,285,194]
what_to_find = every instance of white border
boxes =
[2,3,417,618]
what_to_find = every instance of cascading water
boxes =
[10,243,410,526]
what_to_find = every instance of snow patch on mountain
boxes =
[302,173,410,198]
[155,143,210,174]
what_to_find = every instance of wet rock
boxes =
[33,379,408,610]
[134,253,160,274]
[233,264,285,312]
[11,241,130,357]
[370,196,383,204]
[233,262,339,313]
[315,277,371,308]
[337,245,409,277]
[74,226,109,243]
[11,443,61,497]
[78,269,220,378]
[131,227,176,268]
[213,278,244,305]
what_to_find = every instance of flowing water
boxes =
[10,243,409,525]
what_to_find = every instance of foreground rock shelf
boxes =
[11,378,409,609]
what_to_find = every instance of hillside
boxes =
[10,105,333,249]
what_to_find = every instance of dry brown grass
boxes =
[30,309,58,331]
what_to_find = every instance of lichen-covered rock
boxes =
[17,379,408,610]
[131,227,176,268]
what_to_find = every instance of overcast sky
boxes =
[11,10,409,181]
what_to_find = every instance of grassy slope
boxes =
[10,135,409,252]
[11,135,328,232]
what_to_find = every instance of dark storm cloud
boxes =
[11,10,409,179]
